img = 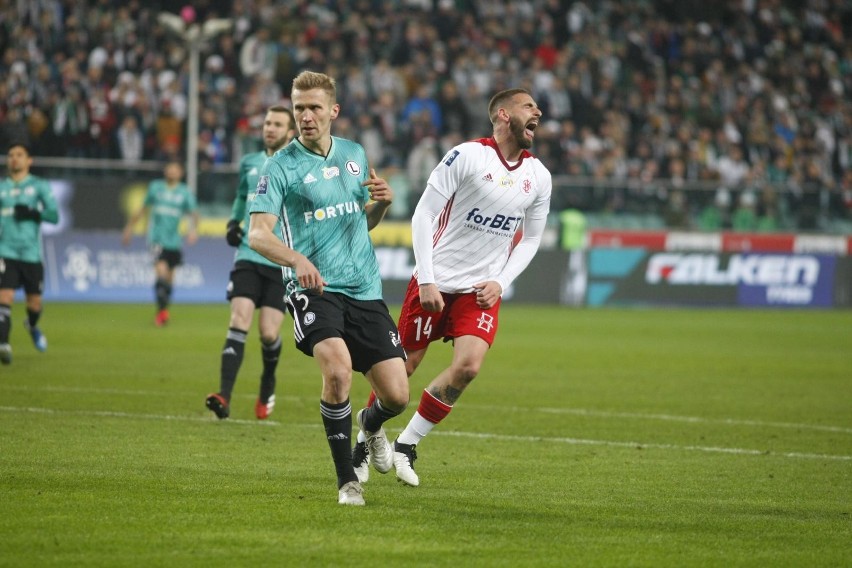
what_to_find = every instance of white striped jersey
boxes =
[413,137,552,293]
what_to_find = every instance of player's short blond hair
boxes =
[292,71,337,103]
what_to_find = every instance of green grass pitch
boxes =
[0,303,850,567]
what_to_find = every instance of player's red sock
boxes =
[417,389,452,425]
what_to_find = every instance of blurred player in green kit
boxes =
[0,143,59,364]
[122,161,199,326]
[205,105,296,420]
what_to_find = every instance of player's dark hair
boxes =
[7,142,31,155]
[488,88,531,124]
[267,105,295,129]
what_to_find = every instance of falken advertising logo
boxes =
[646,253,820,286]
[645,253,830,306]
[464,207,522,235]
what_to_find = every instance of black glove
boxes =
[226,219,244,247]
[14,204,41,222]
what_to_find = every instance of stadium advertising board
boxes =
[41,232,565,304]
[586,230,850,308]
[43,232,232,303]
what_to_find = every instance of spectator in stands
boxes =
[698,188,732,231]
[756,185,782,232]
[794,160,830,231]
[401,84,442,144]
[116,114,144,164]
[715,145,751,188]
[436,80,471,141]
[731,191,759,232]
[238,27,277,84]
[662,189,691,230]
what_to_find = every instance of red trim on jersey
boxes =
[432,193,455,247]
[418,390,453,424]
[510,228,524,253]
[473,137,534,171]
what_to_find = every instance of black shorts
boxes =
[0,258,44,295]
[226,260,287,311]
[286,290,406,373]
[153,247,183,269]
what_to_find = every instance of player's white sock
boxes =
[397,412,436,446]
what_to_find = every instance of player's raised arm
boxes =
[363,168,393,230]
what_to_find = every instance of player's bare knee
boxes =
[259,331,278,345]
[453,361,481,384]
[381,393,409,414]
[322,366,352,392]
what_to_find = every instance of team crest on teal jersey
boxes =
[345,161,361,175]
[256,175,269,194]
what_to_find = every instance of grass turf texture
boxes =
[0,303,849,567]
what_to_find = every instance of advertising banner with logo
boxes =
[587,248,840,308]
[586,242,852,308]
[43,231,234,303]
[584,229,852,308]
[42,231,567,305]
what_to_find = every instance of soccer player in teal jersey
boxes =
[122,161,199,326]
[205,105,295,421]
[0,144,59,364]
[249,71,409,506]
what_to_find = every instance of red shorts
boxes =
[397,277,501,351]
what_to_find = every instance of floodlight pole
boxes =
[186,35,202,195]
[158,13,232,196]
[186,34,200,196]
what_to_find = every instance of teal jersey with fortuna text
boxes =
[0,174,59,263]
[230,150,278,268]
[144,179,197,250]
[249,136,382,300]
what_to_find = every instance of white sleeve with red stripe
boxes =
[412,145,471,286]
[411,184,452,285]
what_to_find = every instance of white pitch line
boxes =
[435,430,852,462]
[1,405,850,462]
[3,384,850,435]
[0,384,303,402]
[469,403,852,435]
[0,406,279,426]
[532,406,852,435]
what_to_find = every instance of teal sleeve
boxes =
[38,180,59,224]
[185,187,198,213]
[143,183,156,206]
[230,169,248,221]
[249,161,285,216]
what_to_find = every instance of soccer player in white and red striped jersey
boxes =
[352,88,552,487]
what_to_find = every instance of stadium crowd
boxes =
[1,0,851,231]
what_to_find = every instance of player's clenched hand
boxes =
[473,280,502,309]
[362,168,393,204]
[14,204,41,222]
[419,283,444,313]
[226,219,244,247]
[294,254,328,294]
